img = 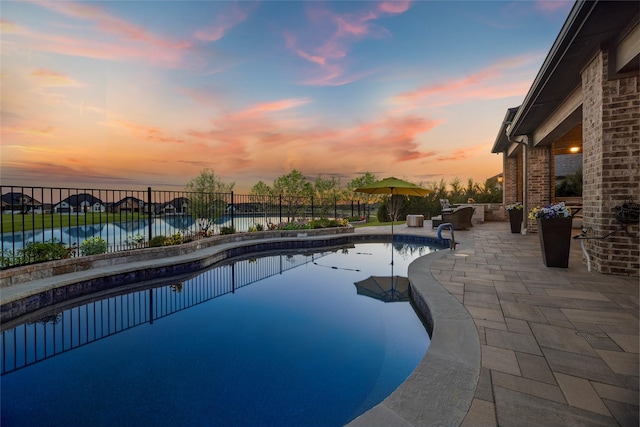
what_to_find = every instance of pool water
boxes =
[1,241,437,427]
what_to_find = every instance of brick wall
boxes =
[504,156,519,205]
[526,146,551,232]
[581,50,639,275]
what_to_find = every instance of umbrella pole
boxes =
[391,189,394,265]
[391,220,394,265]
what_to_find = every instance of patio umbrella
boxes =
[354,177,432,259]
[354,275,410,303]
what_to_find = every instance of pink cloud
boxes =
[1,19,25,34]
[392,54,541,106]
[285,2,411,86]
[378,1,412,15]
[193,3,253,42]
[2,125,56,138]
[436,144,488,162]
[107,119,185,145]
[35,1,190,50]
[14,1,221,69]
[14,22,188,68]
[30,68,82,87]
[242,98,312,115]
[534,1,573,15]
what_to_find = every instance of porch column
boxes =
[582,50,640,275]
[526,145,551,232]
[504,156,519,206]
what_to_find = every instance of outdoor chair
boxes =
[431,206,475,230]
[440,199,455,213]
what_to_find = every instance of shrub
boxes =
[309,218,343,228]
[248,223,264,232]
[278,220,310,230]
[377,204,390,222]
[221,226,236,235]
[149,236,167,247]
[80,237,108,256]
[1,249,18,268]
[163,233,183,246]
[19,239,74,264]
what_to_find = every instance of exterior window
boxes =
[554,153,582,197]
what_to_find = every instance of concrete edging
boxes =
[347,249,481,427]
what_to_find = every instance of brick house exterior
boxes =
[492,0,639,276]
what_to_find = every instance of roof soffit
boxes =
[508,0,639,138]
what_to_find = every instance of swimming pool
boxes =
[1,241,440,426]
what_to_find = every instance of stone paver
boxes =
[425,221,638,427]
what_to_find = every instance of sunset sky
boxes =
[1,0,573,193]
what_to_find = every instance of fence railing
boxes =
[1,185,372,267]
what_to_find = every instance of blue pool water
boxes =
[1,241,438,426]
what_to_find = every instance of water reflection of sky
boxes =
[1,242,435,427]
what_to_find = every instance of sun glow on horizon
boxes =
[0,0,573,192]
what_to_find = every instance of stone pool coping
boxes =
[347,248,480,426]
[0,230,480,427]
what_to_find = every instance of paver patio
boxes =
[356,220,638,426]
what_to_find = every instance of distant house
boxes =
[54,193,106,213]
[109,196,145,214]
[162,197,189,215]
[1,192,43,213]
[225,202,265,214]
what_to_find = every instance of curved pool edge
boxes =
[0,231,480,427]
[346,249,481,427]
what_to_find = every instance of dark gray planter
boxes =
[508,209,523,233]
[537,217,572,268]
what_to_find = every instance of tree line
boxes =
[186,168,503,221]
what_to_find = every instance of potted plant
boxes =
[505,202,524,233]
[529,202,573,268]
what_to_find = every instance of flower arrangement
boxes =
[80,236,107,255]
[528,202,572,220]
[126,233,145,248]
[505,202,523,211]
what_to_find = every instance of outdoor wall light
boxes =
[570,146,580,153]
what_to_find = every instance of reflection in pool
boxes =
[1,241,438,427]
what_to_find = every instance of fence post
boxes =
[147,187,153,242]
[230,191,234,231]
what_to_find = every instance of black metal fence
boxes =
[0,249,331,375]
[1,185,371,266]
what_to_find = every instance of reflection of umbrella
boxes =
[354,275,410,303]
[354,177,432,262]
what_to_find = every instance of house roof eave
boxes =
[491,107,520,154]
[508,0,638,138]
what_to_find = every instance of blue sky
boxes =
[1,0,573,192]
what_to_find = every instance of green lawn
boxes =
[2,213,148,233]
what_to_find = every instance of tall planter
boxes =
[508,209,523,233]
[537,217,572,268]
